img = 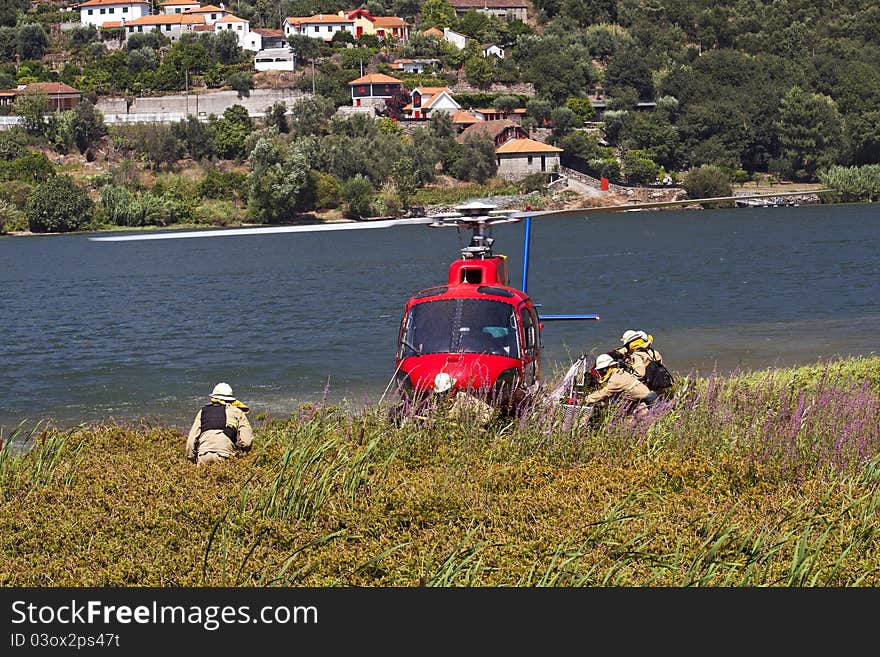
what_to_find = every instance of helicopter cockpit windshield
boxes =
[401,298,520,358]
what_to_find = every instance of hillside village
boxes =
[0,0,876,233]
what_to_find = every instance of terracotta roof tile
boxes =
[496,138,563,154]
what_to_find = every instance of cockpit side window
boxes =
[519,306,537,353]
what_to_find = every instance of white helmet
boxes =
[210,382,236,401]
[620,329,647,345]
[594,353,616,370]
[433,372,456,394]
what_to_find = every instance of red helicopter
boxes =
[389,201,599,409]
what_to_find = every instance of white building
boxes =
[214,13,261,51]
[483,44,504,58]
[254,47,296,72]
[443,27,467,49]
[283,14,354,41]
[77,0,150,28]
[495,138,563,180]
[158,0,199,14]
[404,86,460,120]
[183,3,227,25]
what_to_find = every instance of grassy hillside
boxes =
[2,355,879,587]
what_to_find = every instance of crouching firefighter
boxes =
[582,353,659,420]
[186,382,253,466]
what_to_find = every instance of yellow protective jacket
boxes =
[583,368,654,406]
[186,402,253,463]
[626,346,664,381]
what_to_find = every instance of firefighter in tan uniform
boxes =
[186,382,254,466]
[583,353,658,419]
[609,329,665,382]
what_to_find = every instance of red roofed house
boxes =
[403,86,460,120]
[282,13,354,41]
[182,4,227,24]
[349,73,405,108]
[495,138,563,179]
[1,82,82,111]
[456,119,528,147]
[77,0,151,28]
[123,13,206,42]
[451,110,481,129]
[214,13,261,50]
[346,9,410,42]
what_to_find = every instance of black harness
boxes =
[200,403,237,442]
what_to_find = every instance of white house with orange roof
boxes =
[182,3,227,24]
[349,73,405,108]
[123,13,205,41]
[495,138,563,179]
[403,86,460,120]
[158,0,199,14]
[77,0,150,28]
[214,13,261,51]
[283,13,354,41]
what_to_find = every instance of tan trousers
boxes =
[196,452,229,466]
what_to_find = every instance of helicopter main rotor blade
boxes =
[509,189,830,220]
[88,216,436,242]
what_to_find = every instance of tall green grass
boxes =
[1,355,878,586]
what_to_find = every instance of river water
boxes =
[1,202,878,432]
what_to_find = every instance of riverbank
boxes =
[1,175,829,238]
[2,355,879,586]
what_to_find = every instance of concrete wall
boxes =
[497,153,561,180]
[95,88,307,119]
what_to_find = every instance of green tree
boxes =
[247,137,316,222]
[463,52,495,87]
[549,106,576,137]
[16,23,49,60]
[0,0,28,27]
[1,149,55,184]
[287,33,321,66]
[210,104,253,160]
[67,25,99,51]
[419,0,457,28]
[448,134,497,183]
[682,165,732,201]
[0,25,15,60]
[773,86,844,182]
[69,99,106,154]
[340,174,374,219]
[288,95,335,138]
[391,156,419,210]
[226,71,253,99]
[12,90,49,135]
[603,45,653,100]
[137,124,183,170]
[564,96,594,124]
[26,175,94,233]
[171,116,216,161]
[493,95,520,113]
[265,101,289,133]
[621,149,659,184]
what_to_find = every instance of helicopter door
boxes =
[518,305,540,385]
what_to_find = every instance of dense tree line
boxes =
[1,0,880,234]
